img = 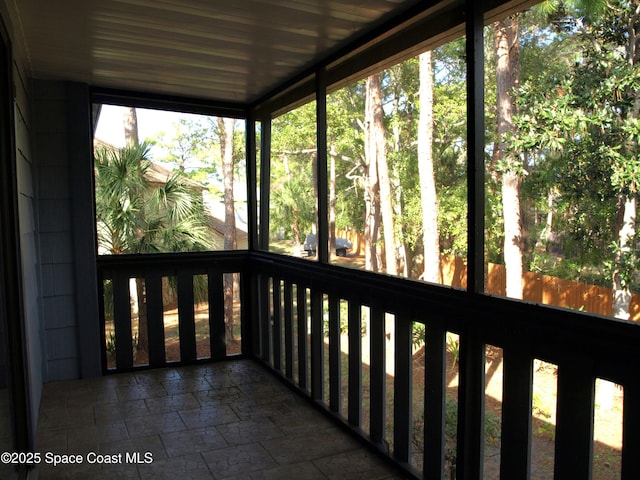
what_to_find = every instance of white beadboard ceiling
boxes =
[10,0,423,105]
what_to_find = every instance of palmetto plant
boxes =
[95,142,213,255]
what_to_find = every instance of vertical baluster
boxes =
[177,270,196,362]
[554,359,594,479]
[328,294,341,413]
[369,305,386,447]
[310,288,324,402]
[348,301,362,427]
[424,320,445,479]
[297,284,308,391]
[393,313,412,463]
[500,345,532,479]
[259,274,271,363]
[98,276,108,372]
[145,271,165,366]
[209,270,225,360]
[284,280,294,380]
[272,277,282,372]
[112,271,133,370]
[241,271,255,357]
[457,332,485,480]
[622,379,640,479]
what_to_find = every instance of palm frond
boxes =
[95,142,214,254]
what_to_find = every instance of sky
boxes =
[94,105,192,161]
[94,105,175,147]
[94,104,245,166]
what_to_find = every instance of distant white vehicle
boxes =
[303,233,352,257]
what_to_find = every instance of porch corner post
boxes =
[461,1,486,473]
[244,109,260,357]
[69,82,102,378]
[315,67,329,264]
[258,113,271,251]
[245,109,259,252]
[466,0,485,295]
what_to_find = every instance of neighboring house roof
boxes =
[144,161,205,191]
[205,207,248,240]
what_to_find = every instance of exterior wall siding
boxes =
[32,81,80,381]
[14,56,43,440]
[32,80,101,381]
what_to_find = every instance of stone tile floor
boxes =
[36,359,408,479]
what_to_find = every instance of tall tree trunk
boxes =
[613,196,635,319]
[494,17,523,300]
[614,25,640,319]
[364,75,381,272]
[312,151,319,238]
[600,0,639,411]
[218,117,237,343]
[393,169,408,277]
[124,107,148,353]
[390,73,408,276]
[368,73,398,276]
[537,187,558,253]
[124,107,139,147]
[418,51,441,284]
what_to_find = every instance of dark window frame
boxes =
[90,92,253,256]
[256,0,486,291]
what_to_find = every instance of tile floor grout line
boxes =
[36,360,405,479]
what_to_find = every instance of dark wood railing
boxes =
[97,251,250,371]
[97,250,640,479]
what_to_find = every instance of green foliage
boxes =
[438,183,468,256]
[270,103,318,241]
[506,0,640,295]
[412,323,426,349]
[270,171,316,241]
[606,239,639,290]
[446,335,460,369]
[106,331,116,355]
[155,116,246,193]
[95,143,150,254]
[156,117,218,173]
[328,83,367,233]
[444,395,459,470]
[95,143,213,255]
[247,0,640,305]
[442,394,502,472]
[105,331,138,356]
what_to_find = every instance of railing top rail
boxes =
[97,250,250,274]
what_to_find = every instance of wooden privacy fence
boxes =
[336,230,639,320]
[441,255,640,321]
